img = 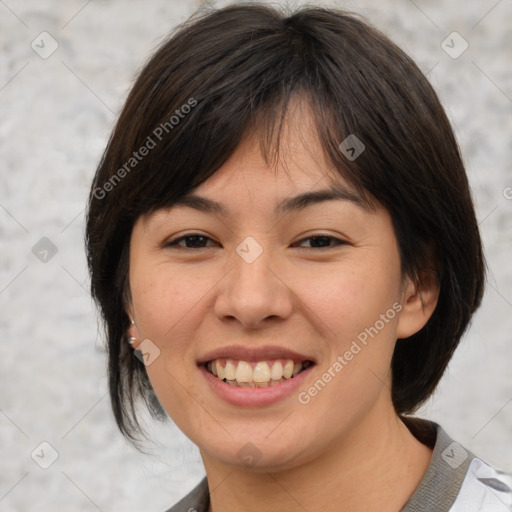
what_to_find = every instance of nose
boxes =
[213,241,294,330]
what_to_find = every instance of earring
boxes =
[129,318,137,346]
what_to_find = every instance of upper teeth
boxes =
[207,358,309,385]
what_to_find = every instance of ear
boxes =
[396,270,440,339]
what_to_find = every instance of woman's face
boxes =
[128,115,426,471]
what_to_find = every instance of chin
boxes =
[198,426,313,472]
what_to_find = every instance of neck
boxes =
[202,401,433,512]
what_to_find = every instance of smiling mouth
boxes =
[205,358,314,388]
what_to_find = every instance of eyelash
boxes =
[164,233,347,250]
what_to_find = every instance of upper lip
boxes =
[197,345,316,365]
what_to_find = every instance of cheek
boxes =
[289,255,402,337]
[129,263,214,432]
[130,262,212,342]
[289,256,402,398]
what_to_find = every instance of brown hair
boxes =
[85,2,485,446]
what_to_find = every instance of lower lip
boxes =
[199,365,315,407]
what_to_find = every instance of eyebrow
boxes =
[171,183,369,217]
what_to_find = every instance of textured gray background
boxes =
[1,0,511,510]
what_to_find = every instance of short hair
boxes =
[85,3,485,445]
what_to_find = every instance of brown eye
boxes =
[165,234,217,249]
[294,235,345,249]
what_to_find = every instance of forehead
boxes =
[202,98,333,188]
[142,96,375,225]
[146,135,372,226]
[189,105,369,205]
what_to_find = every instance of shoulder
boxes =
[450,457,512,511]
[401,416,512,512]
[163,476,209,512]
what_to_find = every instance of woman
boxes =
[85,3,512,511]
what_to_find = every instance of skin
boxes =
[127,100,440,511]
